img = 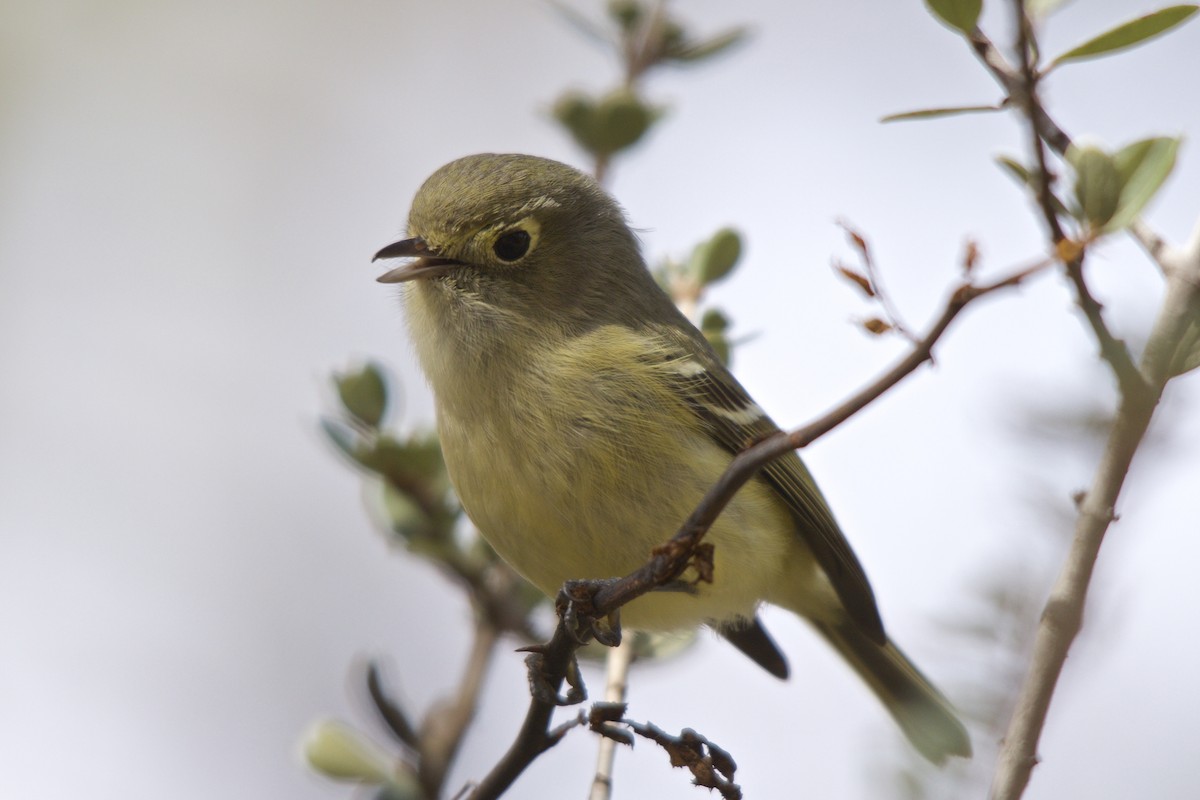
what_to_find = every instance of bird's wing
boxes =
[655,329,886,643]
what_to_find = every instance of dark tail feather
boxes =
[718,616,790,680]
[813,620,972,764]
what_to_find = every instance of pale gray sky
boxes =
[2,1,1198,799]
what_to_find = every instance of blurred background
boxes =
[2,1,1198,798]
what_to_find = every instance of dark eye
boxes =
[493,229,531,262]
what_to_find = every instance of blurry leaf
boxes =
[302,719,394,784]
[380,481,445,547]
[667,27,749,62]
[366,663,419,749]
[1068,145,1121,228]
[1050,5,1199,67]
[995,154,1032,185]
[995,154,1072,217]
[925,0,983,35]
[962,238,981,275]
[606,0,644,33]
[881,103,1002,123]
[1105,137,1180,231]
[701,308,732,366]
[552,89,662,158]
[689,228,742,285]
[862,317,893,335]
[321,417,361,461]
[336,362,388,428]
[359,434,447,487]
[834,263,875,297]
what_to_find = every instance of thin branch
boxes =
[468,260,1046,800]
[589,641,634,800]
[421,617,500,796]
[990,211,1200,800]
[986,4,1200,796]
[985,3,1146,397]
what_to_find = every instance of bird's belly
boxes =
[437,409,797,631]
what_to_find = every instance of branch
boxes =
[975,7,1146,398]
[420,618,500,796]
[989,209,1200,800]
[468,261,1046,800]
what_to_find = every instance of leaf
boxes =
[925,0,983,35]
[302,720,394,784]
[552,88,661,158]
[961,239,981,275]
[1069,145,1122,228]
[881,103,1003,123]
[834,264,875,297]
[689,227,742,285]
[995,154,1033,186]
[1104,137,1180,231]
[321,417,360,461]
[994,155,1072,217]
[335,362,388,428]
[700,308,732,366]
[862,317,893,336]
[1050,5,1199,67]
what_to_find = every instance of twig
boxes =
[422,617,500,796]
[589,640,635,800]
[468,260,1046,800]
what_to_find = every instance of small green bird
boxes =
[375,153,971,764]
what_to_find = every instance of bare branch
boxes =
[421,619,500,795]
[988,5,1200,797]
[990,213,1200,800]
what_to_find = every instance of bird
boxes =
[373,153,971,764]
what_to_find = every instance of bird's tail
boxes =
[812,620,972,764]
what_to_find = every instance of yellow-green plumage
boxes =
[377,153,971,764]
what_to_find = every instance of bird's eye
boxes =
[493,229,531,262]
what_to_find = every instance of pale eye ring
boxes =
[493,229,531,262]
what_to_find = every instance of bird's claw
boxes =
[557,579,623,648]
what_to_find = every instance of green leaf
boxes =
[1051,5,1199,67]
[995,154,1033,186]
[701,308,732,366]
[881,103,1003,123]
[359,434,447,487]
[320,417,360,461]
[1069,145,1122,228]
[552,89,661,158]
[302,719,395,785]
[335,362,388,428]
[995,154,1072,217]
[689,228,742,285]
[925,0,983,35]
[1105,136,1180,231]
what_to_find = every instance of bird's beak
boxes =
[373,237,461,283]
